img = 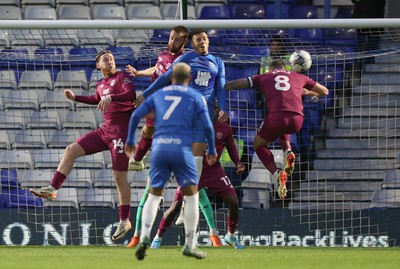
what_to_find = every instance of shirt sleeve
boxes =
[215,58,226,111]
[224,126,241,165]
[142,68,172,98]
[126,98,153,146]
[74,94,99,104]
[109,74,136,102]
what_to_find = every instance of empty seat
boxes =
[93,5,126,20]
[0,0,21,6]
[161,4,196,20]
[230,3,266,19]
[56,0,89,5]
[3,90,40,111]
[0,70,17,90]
[0,150,34,170]
[62,110,98,130]
[105,46,134,66]
[1,169,19,190]
[7,29,44,48]
[21,0,55,6]
[242,188,270,209]
[127,5,162,20]
[18,70,53,91]
[0,110,25,130]
[198,5,230,19]
[26,110,61,130]
[265,3,292,19]
[40,90,75,110]
[43,188,79,209]
[54,70,88,91]
[77,29,114,48]
[335,6,353,18]
[290,28,324,45]
[19,169,54,188]
[6,188,43,208]
[80,188,115,208]
[42,29,80,49]
[74,152,105,169]
[93,168,115,188]
[382,170,400,189]
[34,47,63,60]
[370,189,400,208]
[12,129,47,149]
[89,69,103,90]
[58,5,91,19]
[48,129,82,149]
[33,148,64,169]
[129,169,149,188]
[24,7,57,19]
[289,5,318,19]
[0,6,22,20]
[113,29,154,47]
[64,169,92,188]
[129,188,146,207]
[89,0,123,5]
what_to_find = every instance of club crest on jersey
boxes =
[103,88,110,95]
[217,132,223,140]
[110,79,115,86]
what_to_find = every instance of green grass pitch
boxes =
[1,246,399,269]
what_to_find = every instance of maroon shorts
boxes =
[76,125,129,171]
[258,112,304,143]
[145,117,154,128]
[198,164,236,198]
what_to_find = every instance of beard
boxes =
[168,44,182,54]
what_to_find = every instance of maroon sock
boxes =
[50,171,67,190]
[228,216,239,234]
[133,136,152,161]
[119,204,131,221]
[255,147,277,174]
[158,217,174,237]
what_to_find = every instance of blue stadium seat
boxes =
[324,28,358,47]
[290,28,324,45]
[105,46,135,66]
[222,28,264,45]
[238,128,257,148]
[6,188,43,208]
[132,76,152,92]
[230,3,266,19]
[335,6,353,18]
[1,169,18,191]
[289,5,318,19]
[264,3,292,19]
[34,47,63,59]
[69,47,97,58]
[227,109,240,128]
[199,5,230,19]
[150,29,170,44]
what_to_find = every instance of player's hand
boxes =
[236,162,245,174]
[124,144,137,159]
[134,95,145,108]
[64,89,75,101]
[97,96,111,112]
[125,64,138,77]
[218,110,228,122]
[205,153,217,166]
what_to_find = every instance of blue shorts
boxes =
[149,147,197,189]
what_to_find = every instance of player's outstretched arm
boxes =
[64,89,75,101]
[125,64,156,77]
[306,82,329,97]
[225,78,250,91]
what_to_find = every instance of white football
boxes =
[289,50,312,73]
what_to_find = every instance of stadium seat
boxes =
[264,3,292,19]
[198,5,230,19]
[93,169,115,188]
[18,70,53,91]
[382,170,400,189]
[57,5,91,20]
[33,148,64,169]
[161,4,196,20]
[12,129,48,150]
[77,29,114,50]
[74,152,105,169]
[289,5,318,19]
[80,188,115,208]
[92,5,126,20]
[6,188,43,208]
[242,188,270,209]
[127,5,162,20]
[89,69,103,90]
[129,188,146,207]
[335,6,353,18]
[0,0,21,6]
[230,3,266,19]
[290,28,324,45]
[370,189,400,208]
[0,6,22,20]
[62,110,98,130]
[0,150,34,170]
[324,27,358,47]
[21,0,55,6]
[0,70,18,90]
[47,129,82,149]
[0,110,25,130]
[89,0,123,5]
[56,0,89,5]
[6,29,44,48]
[62,169,92,188]
[227,109,240,128]
[1,169,19,190]
[3,90,40,111]
[129,169,149,188]
[19,169,54,188]
[40,90,75,110]
[105,46,134,66]
[23,7,57,20]
[34,47,63,60]
[54,70,88,91]
[42,29,80,52]
[43,187,79,209]
[26,110,62,130]
[0,130,11,150]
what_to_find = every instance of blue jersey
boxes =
[126,84,216,155]
[142,51,226,112]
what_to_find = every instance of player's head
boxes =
[96,50,116,75]
[171,62,191,85]
[269,35,288,57]
[168,25,189,54]
[269,59,286,71]
[189,29,209,55]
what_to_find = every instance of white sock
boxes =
[194,156,203,180]
[140,193,162,242]
[284,149,292,155]
[183,192,199,249]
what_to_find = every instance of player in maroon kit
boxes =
[149,106,246,249]
[30,50,137,241]
[125,25,189,171]
[225,59,328,200]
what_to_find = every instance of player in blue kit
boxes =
[125,63,217,260]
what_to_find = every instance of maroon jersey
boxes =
[202,120,240,171]
[151,48,184,82]
[250,69,316,116]
[75,71,136,126]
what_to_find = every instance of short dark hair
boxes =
[96,50,112,63]
[269,35,285,45]
[189,29,208,41]
[171,25,189,37]
[269,59,286,70]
